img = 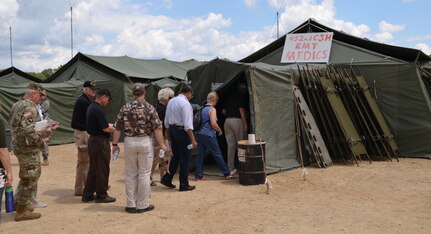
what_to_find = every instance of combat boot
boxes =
[15,204,41,221]
[14,202,34,212]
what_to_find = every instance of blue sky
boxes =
[0,0,430,71]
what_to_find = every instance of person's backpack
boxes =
[192,104,203,131]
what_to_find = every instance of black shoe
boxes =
[125,207,137,213]
[82,195,95,202]
[160,180,176,189]
[179,185,196,192]
[95,195,116,203]
[137,204,155,213]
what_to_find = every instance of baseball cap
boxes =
[83,80,97,90]
[132,83,146,95]
[96,88,112,101]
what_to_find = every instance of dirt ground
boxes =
[1,143,430,233]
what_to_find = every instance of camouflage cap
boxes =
[28,82,46,95]
[132,83,146,95]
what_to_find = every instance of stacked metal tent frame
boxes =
[294,65,400,167]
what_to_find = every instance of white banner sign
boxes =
[281,32,333,63]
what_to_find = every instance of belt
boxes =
[125,135,150,138]
[170,124,184,129]
[226,117,241,119]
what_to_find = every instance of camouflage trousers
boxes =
[151,138,171,182]
[41,142,49,159]
[15,151,41,205]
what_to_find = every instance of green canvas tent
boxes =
[239,18,431,158]
[0,53,202,145]
[0,79,83,145]
[44,52,203,133]
[188,59,299,172]
[188,19,431,173]
[47,52,203,104]
[0,66,40,85]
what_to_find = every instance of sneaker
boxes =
[30,202,48,208]
[195,178,205,182]
[230,169,237,177]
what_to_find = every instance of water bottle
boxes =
[113,149,119,161]
[187,144,193,150]
[159,149,165,159]
[5,186,14,213]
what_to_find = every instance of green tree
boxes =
[27,65,63,81]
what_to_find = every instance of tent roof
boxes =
[46,52,203,82]
[0,66,40,85]
[240,18,431,64]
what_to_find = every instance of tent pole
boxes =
[9,26,13,67]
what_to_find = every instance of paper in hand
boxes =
[35,120,48,131]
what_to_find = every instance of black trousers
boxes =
[83,135,110,198]
[161,127,191,189]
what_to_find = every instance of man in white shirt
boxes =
[161,84,197,192]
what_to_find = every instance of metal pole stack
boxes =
[295,65,399,166]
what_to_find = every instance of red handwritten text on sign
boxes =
[281,32,333,63]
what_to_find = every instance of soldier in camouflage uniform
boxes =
[9,82,51,221]
[112,83,167,214]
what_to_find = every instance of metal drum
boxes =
[237,140,266,185]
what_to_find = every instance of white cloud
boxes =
[0,0,19,37]
[367,21,405,44]
[415,43,431,55]
[378,21,405,33]
[0,0,19,20]
[104,12,263,61]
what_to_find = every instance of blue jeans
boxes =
[162,127,191,189]
[195,134,230,179]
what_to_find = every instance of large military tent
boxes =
[1,53,203,145]
[239,18,431,159]
[188,19,431,173]
[47,52,203,104]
